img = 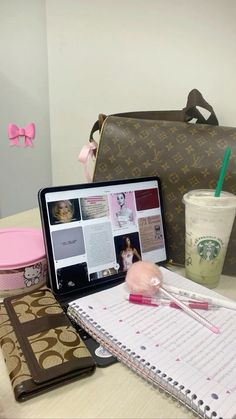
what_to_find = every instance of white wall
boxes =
[46,0,236,186]
[0,0,51,217]
[1,0,236,216]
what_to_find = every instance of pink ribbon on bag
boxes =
[78,141,98,182]
[8,123,35,147]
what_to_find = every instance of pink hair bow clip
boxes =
[8,123,35,147]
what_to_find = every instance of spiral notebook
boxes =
[67,267,236,419]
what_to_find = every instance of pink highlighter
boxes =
[125,261,220,334]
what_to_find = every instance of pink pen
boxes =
[169,301,213,310]
[128,293,220,334]
[129,292,220,333]
[128,294,216,310]
[158,297,218,310]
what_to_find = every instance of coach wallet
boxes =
[0,287,96,401]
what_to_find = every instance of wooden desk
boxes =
[0,208,235,419]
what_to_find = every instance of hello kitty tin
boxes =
[0,228,47,298]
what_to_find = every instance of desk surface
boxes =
[0,208,235,419]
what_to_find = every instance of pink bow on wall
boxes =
[8,123,35,147]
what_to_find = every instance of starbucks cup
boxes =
[183,189,236,288]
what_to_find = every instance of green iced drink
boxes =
[183,190,236,289]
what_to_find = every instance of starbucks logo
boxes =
[197,239,221,261]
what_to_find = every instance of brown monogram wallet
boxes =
[0,287,96,401]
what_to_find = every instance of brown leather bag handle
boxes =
[184,88,218,125]
[89,88,218,142]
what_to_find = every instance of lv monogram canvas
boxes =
[0,288,95,401]
[93,117,236,276]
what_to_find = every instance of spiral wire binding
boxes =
[68,304,221,419]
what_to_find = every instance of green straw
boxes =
[214,147,231,197]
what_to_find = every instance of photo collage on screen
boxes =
[46,182,166,294]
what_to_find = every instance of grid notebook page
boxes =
[68,268,236,419]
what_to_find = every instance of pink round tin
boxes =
[0,228,47,297]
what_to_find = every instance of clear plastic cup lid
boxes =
[183,189,236,209]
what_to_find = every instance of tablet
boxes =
[38,176,167,298]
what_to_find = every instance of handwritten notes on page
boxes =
[68,268,236,418]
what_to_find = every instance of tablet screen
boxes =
[38,177,167,296]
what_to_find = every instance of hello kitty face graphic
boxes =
[23,263,42,287]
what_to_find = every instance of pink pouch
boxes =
[0,228,47,298]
